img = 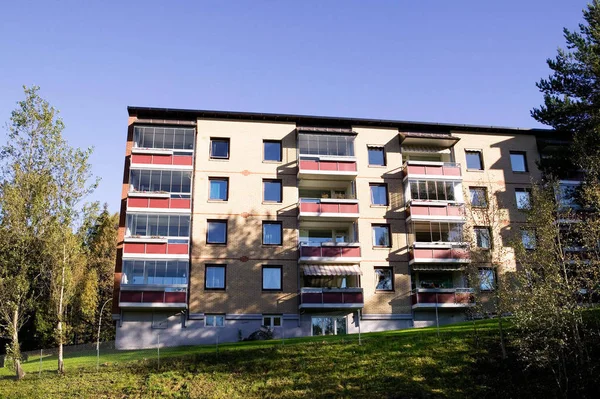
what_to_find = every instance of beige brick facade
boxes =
[113,107,549,348]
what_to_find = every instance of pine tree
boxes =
[532,0,600,178]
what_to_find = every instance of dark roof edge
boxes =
[127,106,557,136]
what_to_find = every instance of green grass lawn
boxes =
[0,319,548,398]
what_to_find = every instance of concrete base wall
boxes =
[116,310,414,349]
[412,310,467,328]
[116,311,305,349]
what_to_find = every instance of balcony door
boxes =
[311,316,347,336]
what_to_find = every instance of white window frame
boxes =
[205,314,225,327]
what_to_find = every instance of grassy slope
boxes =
[0,320,539,398]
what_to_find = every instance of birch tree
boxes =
[0,86,57,379]
[0,86,97,376]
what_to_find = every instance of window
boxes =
[465,150,483,170]
[375,267,394,291]
[209,178,229,201]
[515,188,531,209]
[263,179,282,203]
[122,260,188,285]
[205,265,226,290]
[522,229,536,249]
[130,170,192,195]
[372,224,391,247]
[368,146,386,166]
[557,182,580,209]
[298,133,355,157]
[207,220,227,244]
[474,227,491,249]
[312,316,347,336]
[205,315,225,327]
[418,273,453,289]
[210,138,230,159]
[479,269,496,291]
[370,183,389,206]
[126,214,190,238]
[510,151,528,172]
[410,180,458,202]
[263,222,283,245]
[133,126,195,150]
[263,140,282,162]
[469,187,488,208]
[263,315,282,328]
[412,222,463,243]
[262,266,282,290]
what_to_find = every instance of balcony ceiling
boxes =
[400,132,460,148]
[402,145,451,154]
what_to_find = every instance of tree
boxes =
[70,204,118,343]
[512,182,600,396]
[532,0,600,179]
[529,4,600,393]
[463,177,515,360]
[0,86,60,379]
[0,86,97,376]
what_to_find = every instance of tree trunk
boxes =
[11,309,25,380]
[498,313,507,360]
[496,282,507,360]
[57,244,66,374]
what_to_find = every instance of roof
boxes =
[128,106,558,136]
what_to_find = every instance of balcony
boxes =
[119,285,187,309]
[411,288,474,309]
[409,243,470,264]
[299,243,361,263]
[298,156,358,180]
[407,202,465,222]
[403,161,461,179]
[130,149,193,168]
[123,237,189,258]
[298,198,359,221]
[299,287,364,309]
[127,193,191,211]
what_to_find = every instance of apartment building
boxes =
[113,107,552,349]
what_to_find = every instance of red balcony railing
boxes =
[300,287,364,308]
[120,287,187,307]
[411,288,474,308]
[410,245,470,262]
[407,203,465,218]
[299,158,357,173]
[123,241,189,255]
[131,153,193,166]
[299,244,361,259]
[299,198,359,216]
[403,161,461,178]
[128,196,191,210]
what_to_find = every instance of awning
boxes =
[303,264,362,276]
[411,264,464,272]
[402,146,451,154]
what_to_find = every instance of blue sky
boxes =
[0,0,590,211]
